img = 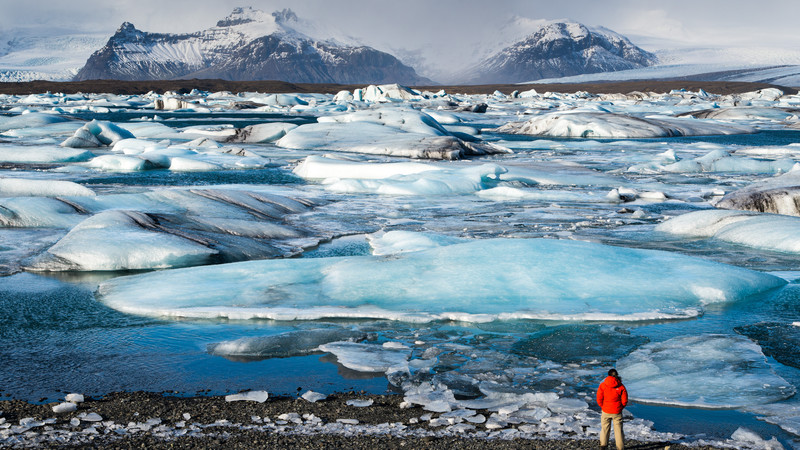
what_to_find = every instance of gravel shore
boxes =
[0,391,724,449]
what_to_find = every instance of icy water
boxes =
[2,88,800,447]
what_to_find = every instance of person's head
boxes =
[608,368,620,380]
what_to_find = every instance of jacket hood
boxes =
[601,375,621,388]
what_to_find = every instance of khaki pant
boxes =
[600,411,625,450]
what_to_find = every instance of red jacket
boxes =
[597,376,628,414]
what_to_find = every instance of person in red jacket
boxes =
[597,368,628,450]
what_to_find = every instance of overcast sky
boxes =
[2,0,799,79]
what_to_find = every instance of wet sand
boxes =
[0,391,724,449]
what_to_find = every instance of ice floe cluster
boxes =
[4,83,800,447]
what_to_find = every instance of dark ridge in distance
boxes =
[0,79,796,96]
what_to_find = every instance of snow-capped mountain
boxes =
[460,21,657,84]
[74,8,429,84]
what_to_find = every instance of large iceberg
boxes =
[617,334,795,408]
[96,238,785,322]
[494,111,756,138]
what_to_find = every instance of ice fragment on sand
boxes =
[78,412,103,422]
[403,383,456,413]
[65,393,84,403]
[337,418,359,425]
[52,402,77,413]
[346,399,374,407]
[301,391,327,403]
[225,390,268,403]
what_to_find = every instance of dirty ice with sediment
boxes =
[2,83,800,448]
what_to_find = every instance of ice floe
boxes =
[628,149,795,174]
[617,334,795,408]
[494,110,756,138]
[277,109,509,159]
[0,178,94,197]
[96,238,785,322]
[318,341,411,373]
[657,209,800,254]
[22,187,321,271]
[293,155,619,196]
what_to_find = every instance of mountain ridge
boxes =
[74,7,430,84]
[461,21,657,84]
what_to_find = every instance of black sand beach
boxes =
[0,391,724,449]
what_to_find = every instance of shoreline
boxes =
[0,79,795,96]
[0,391,725,449]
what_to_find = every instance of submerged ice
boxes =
[617,334,795,408]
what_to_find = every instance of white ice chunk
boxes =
[65,393,84,403]
[168,157,222,172]
[61,120,134,147]
[0,112,76,133]
[629,149,795,174]
[346,399,374,407]
[301,391,327,403]
[360,84,423,103]
[225,390,268,403]
[657,209,800,253]
[229,123,299,143]
[293,155,440,180]
[277,122,468,160]
[32,210,216,271]
[279,109,508,160]
[0,146,94,164]
[403,383,457,413]
[97,239,785,323]
[617,334,795,408]
[0,178,94,197]
[52,402,77,413]
[321,163,508,196]
[317,109,447,135]
[61,127,102,148]
[84,154,153,171]
[730,427,784,449]
[78,412,103,422]
[317,341,410,373]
